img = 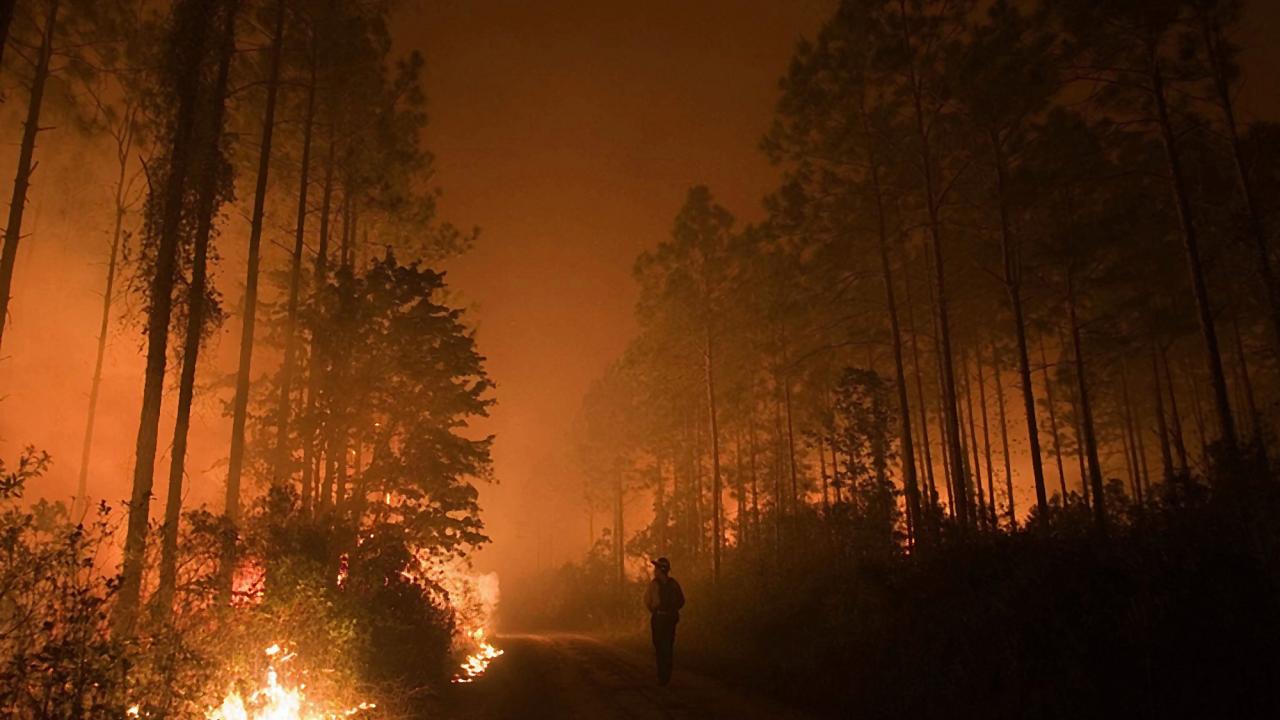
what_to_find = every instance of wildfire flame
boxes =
[451,627,504,684]
[205,645,374,720]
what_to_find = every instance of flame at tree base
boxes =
[206,644,375,720]
[451,627,504,684]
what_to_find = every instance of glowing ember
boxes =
[206,645,374,720]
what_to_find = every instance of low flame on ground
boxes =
[451,627,505,684]
[205,644,374,720]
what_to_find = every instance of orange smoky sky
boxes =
[1,0,1278,591]
[401,0,836,582]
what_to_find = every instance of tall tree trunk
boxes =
[76,113,135,518]
[1182,357,1209,463]
[961,352,985,529]
[975,348,997,527]
[899,3,969,528]
[0,0,59,354]
[0,0,15,69]
[817,432,830,514]
[1161,347,1190,477]
[733,438,746,546]
[114,0,215,637]
[902,255,938,515]
[1040,335,1069,503]
[222,0,287,595]
[991,347,1016,526]
[1150,345,1175,485]
[1119,362,1146,508]
[614,466,624,592]
[1224,288,1261,442]
[656,456,667,555]
[156,0,238,620]
[273,40,319,485]
[704,328,722,584]
[301,136,336,516]
[748,415,761,546]
[1201,12,1280,372]
[870,160,922,540]
[1066,272,1106,529]
[1151,62,1238,455]
[992,130,1049,515]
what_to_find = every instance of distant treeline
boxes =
[548,0,1280,715]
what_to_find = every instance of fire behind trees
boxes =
[0,0,491,716]
[518,0,1280,716]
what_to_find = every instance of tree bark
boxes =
[1151,345,1175,484]
[1200,12,1280,376]
[156,0,238,620]
[76,109,135,519]
[222,0,287,595]
[1151,62,1238,456]
[301,135,336,516]
[0,0,59,354]
[975,348,997,527]
[992,129,1049,515]
[1039,335,1069,503]
[870,160,922,541]
[1066,272,1106,529]
[273,39,319,485]
[114,0,215,637]
[0,0,15,69]
[991,347,1016,527]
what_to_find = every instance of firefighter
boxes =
[643,556,685,685]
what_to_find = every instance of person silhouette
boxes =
[643,556,685,685]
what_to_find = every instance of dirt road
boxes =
[439,633,814,720]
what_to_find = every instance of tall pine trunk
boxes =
[1066,272,1106,529]
[114,0,216,637]
[992,129,1048,514]
[222,0,287,594]
[991,347,1016,526]
[76,112,136,518]
[1039,336,1069,503]
[704,326,722,584]
[1151,62,1238,456]
[870,160,922,541]
[155,1,237,620]
[301,136,336,515]
[0,0,59,353]
[975,349,996,527]
[273,41,319,484]
[1151,345,1175,484]
[1201,13,1280,372]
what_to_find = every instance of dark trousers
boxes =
[651,612,678,684]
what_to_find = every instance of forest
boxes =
[512,0,1280,717]
[3,0,1280,718]
[0,0,501,717]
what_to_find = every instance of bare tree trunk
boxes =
[733,437,745,546]
[975,348,997,527]
[870,160,922,540]
[273,40,319,485]
[222,0,287,596]
[818,432,830,514]
[991,129,1048,516]
[1161,347,1190,477]
[1152,62,1238,456]
[901,12,969,528]
[1151,345,1175,484]
[0,0,15,69]
[1201,12,1280,374]
[1119,362,1145,508]
[704,328,722,584]
[114,0,215,637]
[991,346,1015,526]
[656,456,668,555]
[961,352,985,529]
[0,0,59,354]
[156,0,238,620]
[1181,357,1209,463]
[902,257,938,516]
[1039,335,1069,503]
[301,136,335,516]
[76,112,135,518]
[1066,272,1106,529]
